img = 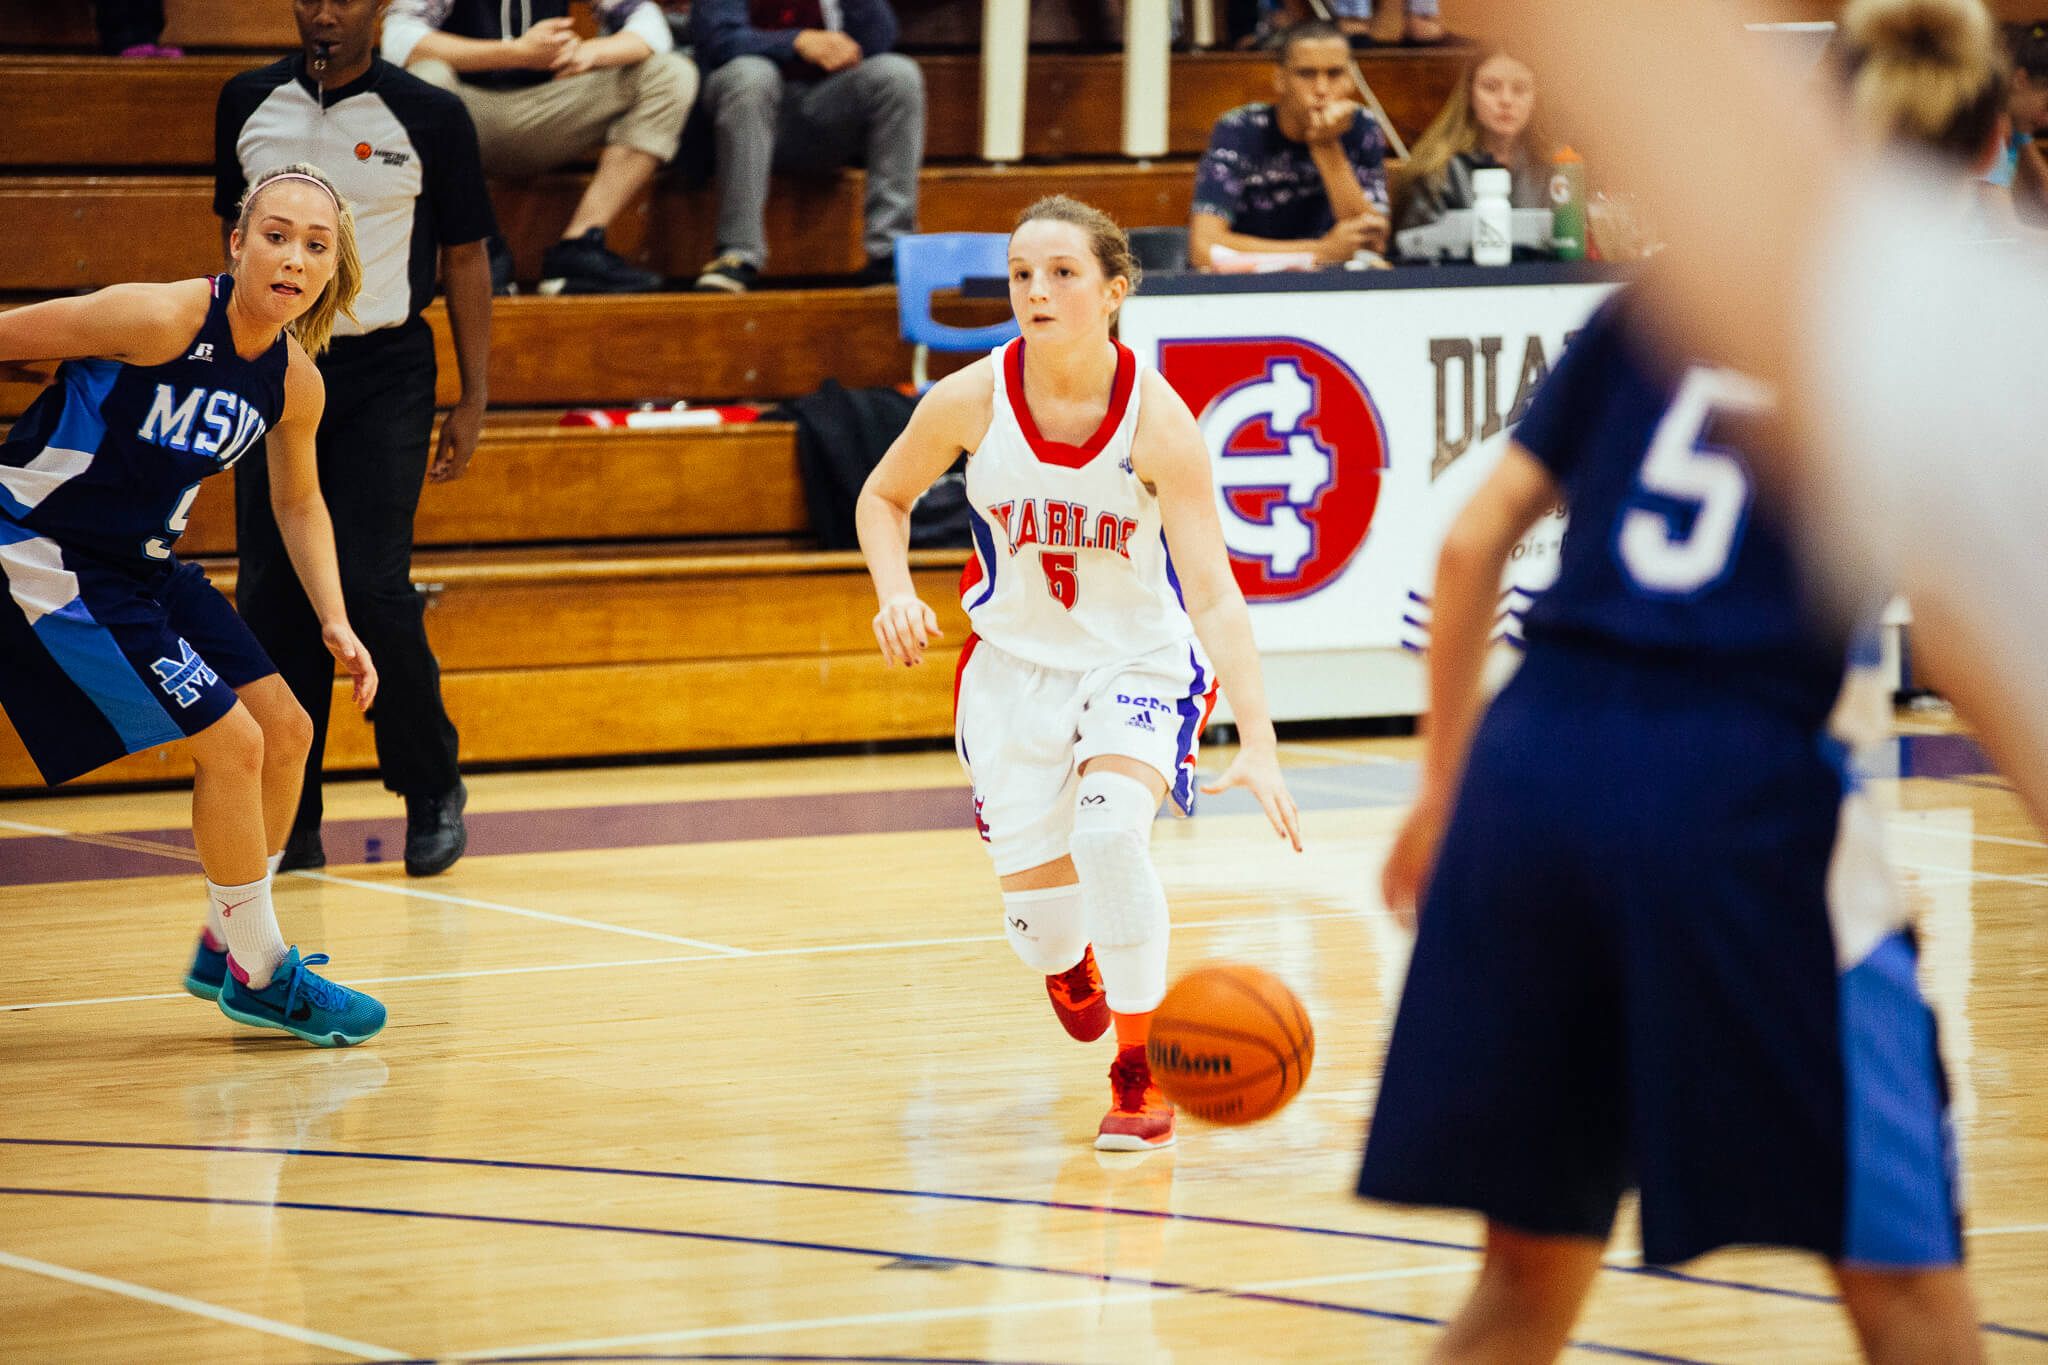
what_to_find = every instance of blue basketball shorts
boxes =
[1358,647,1962,1269]
[0,527,275,785]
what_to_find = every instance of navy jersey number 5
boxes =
[1514,297,1846,727]
[1616,367,1771,598]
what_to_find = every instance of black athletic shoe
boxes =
[692,253,759,293]
[278,824,325,873]
[404,782,467,877]
[538,228,663,295]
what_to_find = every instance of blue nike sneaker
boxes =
[183,934,228,1001]
[217,947,387,1047]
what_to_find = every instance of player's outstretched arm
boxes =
[1381,442,1557,925]
[1137,371,1302,851]
[0,280,211,370]
[855,361,992,668]
[266,342,377,710]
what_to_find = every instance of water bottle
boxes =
[1471,167,1513,267]
[1549,146,1587,261]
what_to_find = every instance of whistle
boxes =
[313,40,333,72]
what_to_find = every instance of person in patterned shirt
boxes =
[1188,20,1390,270]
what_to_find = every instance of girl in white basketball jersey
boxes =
[858,196,1302,1151]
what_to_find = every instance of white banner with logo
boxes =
[1120,272,1619,718]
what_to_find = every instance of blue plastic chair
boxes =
[894,232,1019,392]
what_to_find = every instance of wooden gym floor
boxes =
[2,724,2045,1363]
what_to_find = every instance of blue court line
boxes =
[0,1137,1476,1253]
[5,1140,2041,1344]
[0,1186,1718,1365]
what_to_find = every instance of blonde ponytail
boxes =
[1837,0,2010,162]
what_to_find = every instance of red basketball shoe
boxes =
[1046,946,1111,1042]
[1096,1045,1176,1151]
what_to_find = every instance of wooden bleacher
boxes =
[0,549,974,788]
[0,162,1203,289]
[0,289,1006,418]
[0,13,1470,789]
[172,414,815,556]
[0,50,1464,165]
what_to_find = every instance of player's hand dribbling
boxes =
[1380,794,1449,931]
[872,592,943,668]
[1200,745,1303,851]
[322,622,378,711]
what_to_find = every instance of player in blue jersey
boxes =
[1359,289,1985,1363]
[0,164,388,1047]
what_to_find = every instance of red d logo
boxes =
[1158,338,1387,601]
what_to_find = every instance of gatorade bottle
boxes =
[1550,146,1587,261]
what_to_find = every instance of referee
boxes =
[216,0,494,876]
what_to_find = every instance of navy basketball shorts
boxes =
[953,634,1218,877]
[1358,649,1962,1269]
[0,531,276,785]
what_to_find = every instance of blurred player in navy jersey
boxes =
[1359,3,2019,1359]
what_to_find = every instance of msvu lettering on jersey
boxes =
[986,499,1140,558]
[1157,338,1387,602]
[138,384,270,469]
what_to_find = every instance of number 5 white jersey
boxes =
[959,339,1201,674]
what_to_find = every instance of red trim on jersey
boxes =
[958,551,984,604]
[1004,339,1137,470]
[952,632,982,722]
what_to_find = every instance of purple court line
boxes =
[0,773,1420,890]
[328,1357,1082,1364]
[0,1186,1714,1365]
[0,787,973,888]
[5,1140,2040,1344]
[0,733,1995,890]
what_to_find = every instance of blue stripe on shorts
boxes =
[0,521,182,754]
[1840,930,1963,1267]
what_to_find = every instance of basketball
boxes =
[1147,962,1314,1125]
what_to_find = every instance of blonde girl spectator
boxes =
[1393,48,1551,251]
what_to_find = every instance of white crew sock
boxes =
[204,852,283,950]
[208,874,288,989]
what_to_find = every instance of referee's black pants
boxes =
[234,319,461,832]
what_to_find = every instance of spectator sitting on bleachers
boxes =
[1189,19,1391,270]
[1246,1,1442,48]
[1326,0,1443,46]
[95,0,181,57]
[382,0,696,294]
[1995,22,2048,225]
[1392,47,1550,255]
[688,0,926,293]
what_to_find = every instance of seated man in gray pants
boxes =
[689,0,924,292]
[384,0,696,293]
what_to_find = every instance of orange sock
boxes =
[1112,1009,1154,1051]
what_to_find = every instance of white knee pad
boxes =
[1068,770,1170,1013]
[1002,885,1088,976]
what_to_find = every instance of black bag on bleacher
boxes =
[768,380,970,550]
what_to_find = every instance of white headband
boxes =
[249,171,340,213]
